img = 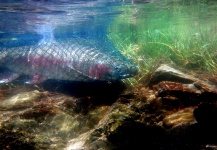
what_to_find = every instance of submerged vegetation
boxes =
[108,0,217,84]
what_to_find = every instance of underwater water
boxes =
[109,0,217,80]
[1,0,217,82]
[1,0,217,149]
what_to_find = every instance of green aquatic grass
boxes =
[108,0,217,85]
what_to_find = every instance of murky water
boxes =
[1,0,217,149]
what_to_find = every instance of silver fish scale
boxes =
[0,39,138,82]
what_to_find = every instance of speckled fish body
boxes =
[0,39,138,82]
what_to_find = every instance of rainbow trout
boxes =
[0,38,138,84]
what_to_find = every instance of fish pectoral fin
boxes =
[25,74,47,84]
[67,63,92,79]
[0,68,19,83]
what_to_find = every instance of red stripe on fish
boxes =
[28,55,69,70]
[89,64,111,80]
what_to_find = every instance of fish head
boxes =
[107,58,139,80]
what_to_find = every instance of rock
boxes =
[151,64,217,92]
[151,65,217,108]
[0,90,42,110]
[0,89,112,149]
[152,81,202,108]
[1,64,217,149]
[153,81,202,94]
[65,130,92,150]
[194,103,217,127]
[150,64,197,85]
[192,103,217,146]
[163,107,196,128]
[201,144,217,149]
[151,65,217,93]
[0,128,36,149]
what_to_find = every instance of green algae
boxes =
[108,0,217,84]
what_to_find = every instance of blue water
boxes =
[0,0,143,83]
[0,0,132,47]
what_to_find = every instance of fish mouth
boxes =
[119,73,132,78]
[89,57,139,80]
[112,64,139,80]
